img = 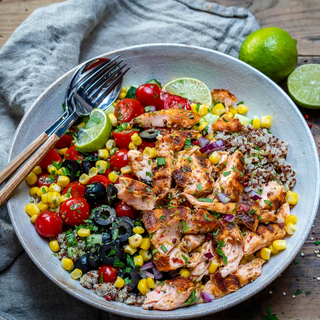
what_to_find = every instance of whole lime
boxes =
[239,27,298,83]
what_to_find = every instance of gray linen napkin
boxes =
[0,0,259,319]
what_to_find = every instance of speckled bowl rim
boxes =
[7,44,320,319]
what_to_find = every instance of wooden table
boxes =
[0,0,319,319]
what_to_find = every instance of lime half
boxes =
[75,109,112,152]
[288,64,320,109]
[162,77,212,105]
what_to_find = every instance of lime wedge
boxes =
[288,64,320,109]
[75,109,112,152]
[162,77,212,106]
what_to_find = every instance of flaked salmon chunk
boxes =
[259,181,286,211]
[128,150,152,182]
[211,89,237,110]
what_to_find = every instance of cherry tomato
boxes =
[115,201,136,218]
[115,98,145,123]
[86,58,109,71]
[60,197,90,226]
[98,264,118,283]
[113,129,139,149]
[62,181,85,198]
[138,141,155,151]
[35,210,62,238]
[158,91,169,110]
[55,134,74,149]
[64,145,84,163]
[38,149,62,169]
[88,175,111,189]
[164,94,191,110]
[109,149,129,172]
[37,173,56,187]
[192,140,199,146]
[136,83,161,108]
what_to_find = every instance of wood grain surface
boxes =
[0,0,319,319]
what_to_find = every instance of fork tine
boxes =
[93,68,130,106]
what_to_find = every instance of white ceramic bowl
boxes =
[8,44,320,319]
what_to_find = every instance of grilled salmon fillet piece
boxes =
[115,177,156,211]
[127,150,152,182]
[212,115,243,132]
[243,223,286,255]
[211,89,237,109]
[143,277,196,310]
[132,109,201,129]
[276,203,290,223]
[182,234,206,252]
[259,181,286,211]
[203,258,265,298]
[216,150,245,201]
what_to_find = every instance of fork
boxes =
[0,57,129,206]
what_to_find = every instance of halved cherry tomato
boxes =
[86,58,109,71]
[35,210,62,238]
[113,129,139,149]
[164,94,191,110]
[98,264,118,283]
[136,83,161,109]
[59,197,90,226]
[38,149,62,169]
[37,173,56,187]
[62,181,85,198]
[138,141,155,151]
[109,149,129,172]
[88,175,111,189]
[64,145,84,163]
[115,98,145,123]
[115,201,136,219]
[55,134,74,149]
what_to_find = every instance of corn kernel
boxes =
[32,166,42,175]
[237,104,249,114]
[71,268,82,280]
[59,195,70,203]
[209,152,220,165]
[128,234,143,248]
[29,187,40,196]
[139,249,152,261]
[106,139,115,151]
[191,125,199,131]
[227,111,234,118]
[285,222,296,235]
[108,171,119,183]
[209,261,219,274]
[131,133,142,146]
[41,193,49,204]
[26,172,37,185]
[108,113,118,127]
[286,190,298,205]
[37,186,48,197]
[61,257,74,271]
[190,103,198,113]
[138,279,148,295]
[47,191,60,206]
[240,257,247,265]
[146,277,155,289]
[118,92,126,99]
[133,226,145,234]
[49,240,60,252]
[285,214,298,225]
[58,148,68,156]
[140,238,151,250]
[198,104,210,116]
[98,149,109,160]
[38,201,49,212]
[205,131,214,140]
[124,245,137,255]
[77,228,91,237]
[47,164,56,174]
[198,121,208,132]
[57,167,69,176]
[114,276,125,288]
[179,269,191,278]
[261,115,271,128]
[212,103,226,116]
[229,106,238,115]
[121,86,127,93]
[252,118,261,129]
[25,203,40,217]
[96,160,108,174]
[79,173,90,185]
[134,255,144,267]
[260,247,272,260]
[273,240,287,251]
[246,254,256,262]
[127,142,135,150]
[121,165,132,174]
[30,215,38,224]
[196,133,202,140]
[268,244,279,255]
[88,167,98,178]
[49,183,61,193]
[57,176,70,188]
[143,147,157,158]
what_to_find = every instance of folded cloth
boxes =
[0,0,258,319]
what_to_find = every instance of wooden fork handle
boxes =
[0,133,60,207]
[0,132,50,185]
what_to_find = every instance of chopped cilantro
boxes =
[182,254,188,264]
[264,200,272,207]
[223,171,231,177]
[231,166,238,173]
[197,182,203,191]
[294,289,302,296]
[204,213,211,221]
[161,245,168,253]
[294,259,300,265]
[222,117,229,122]
[157,157,166,166]
[184,289,200,306]
[152,249,158,255]
[198,198,213,203]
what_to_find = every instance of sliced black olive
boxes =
[61,160,81,181]
[82,156,100,174]
[118,267,140,290]
[85,182,107,206]
[100,241,122,265]
[102,232,112,243]
[139,129,161,142]
[74,254,91,274]
[87,244,102,269]
[93,205,116,227]
[112,217,134,243]
[106,184,118,206]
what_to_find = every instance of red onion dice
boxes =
[145,271,154,279]
[198,137,210,148]
[201,291,215,303]
[199,140,225,154]
[217,192,230,204]
[204,252,214,259]
[140,261,155,271]
[223,214,235,222]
